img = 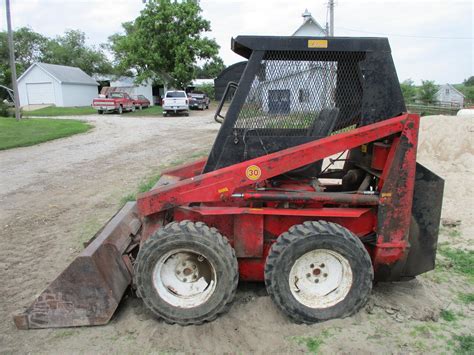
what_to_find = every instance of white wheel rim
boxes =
[288,249,353,308]
[153,249,217,308]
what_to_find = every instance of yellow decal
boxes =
[218,187,229,194]
[381,192,392,198]
[308,39,328,48]
[361,144,368,153]
[245,165,262,181]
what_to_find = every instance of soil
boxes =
[0,113,472,354]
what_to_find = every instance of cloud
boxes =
[1,0,472,83]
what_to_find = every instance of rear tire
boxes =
[185,112,189,116]
[265,221,373,324]
[135,221,238,325]
[118,105,123,115]
[98,110,103,115]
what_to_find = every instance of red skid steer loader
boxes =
[14,36,444,329]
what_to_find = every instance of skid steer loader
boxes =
[14,36,444,329]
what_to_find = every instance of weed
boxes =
[410,323,439,337]
[119,152,208,206]
[452,335,474,354]
[292,329,331,354]
[438,247,474,279]
[458,292,474,304]
[52,329,76,339]
[448,229,462,238]
[440,309,456,322]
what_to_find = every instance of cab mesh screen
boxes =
[233,50,365,136]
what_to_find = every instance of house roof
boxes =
[436,83,465,97]
[18,63,98,86]
[292,9,327,36]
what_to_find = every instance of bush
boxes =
[196,83,215,100]
[0,101,11,117]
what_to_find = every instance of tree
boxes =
[400,79,417,103]
[109,0,220,89]
[0,27,49,97]
[419,80,438,104]
[463,76,474,86]
[195,57,225,78]
[42,30,113,76]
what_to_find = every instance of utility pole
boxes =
[328,0,335,36]
[6,0,21,121]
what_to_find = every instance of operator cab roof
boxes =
[231,36,391,58]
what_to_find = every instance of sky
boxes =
[1,0,472,84]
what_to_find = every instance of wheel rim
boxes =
[153,249,217,308]
[288,249,353,308]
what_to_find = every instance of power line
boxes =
[338,26,473,40]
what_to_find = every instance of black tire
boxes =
[135,220,238,325]
[185,112,189,116]
[163,111,168,117]
[98,110,103,115]
[118,105,123,114]
[265,220,373,324]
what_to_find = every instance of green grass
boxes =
[438,247,474,279]
[458,292,474,304]
[452,335,474,354]
[120,151,208,205]
[128,105,163,116]
[440,309,457,322]
[292,330,331,354]
[25,106,96,116]
[0,117,92,150]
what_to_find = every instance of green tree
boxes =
[400,79,417,103]
[109,0,219,89]
[42,30,113,75]
[419,80,438,104]
[195,57,225,78]
[463,76,474,86]
[0,27,49,96]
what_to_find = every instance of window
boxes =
[166,91,186,98]
[298,88,310,103]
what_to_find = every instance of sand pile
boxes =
[417,115,474,242]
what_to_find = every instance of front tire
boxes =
[117,105,123,115]
[135,221,238,325]
[98,110,104,115]
[265,221,373,324]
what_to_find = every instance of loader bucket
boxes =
[14,202,141,329]
[402,163,445,277]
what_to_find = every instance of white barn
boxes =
[252,10,332,114]
[18,63,99,107]
[292,9,327,37]
[109,77,154,106]
[435,84,465,108]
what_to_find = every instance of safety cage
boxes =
[205,36,406,173]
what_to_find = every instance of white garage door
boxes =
[26,82,54,104]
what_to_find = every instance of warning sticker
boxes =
[308,39,328,48]
[245,165,262,181]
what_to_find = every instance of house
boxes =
[255,9,331,114]
[215,10,328,103]
[18,63,98,107]
[292,9,327,36]
[435,84,465,107]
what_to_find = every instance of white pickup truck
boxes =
[162,90,189,116]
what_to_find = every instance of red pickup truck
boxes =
[92,92,135,114]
